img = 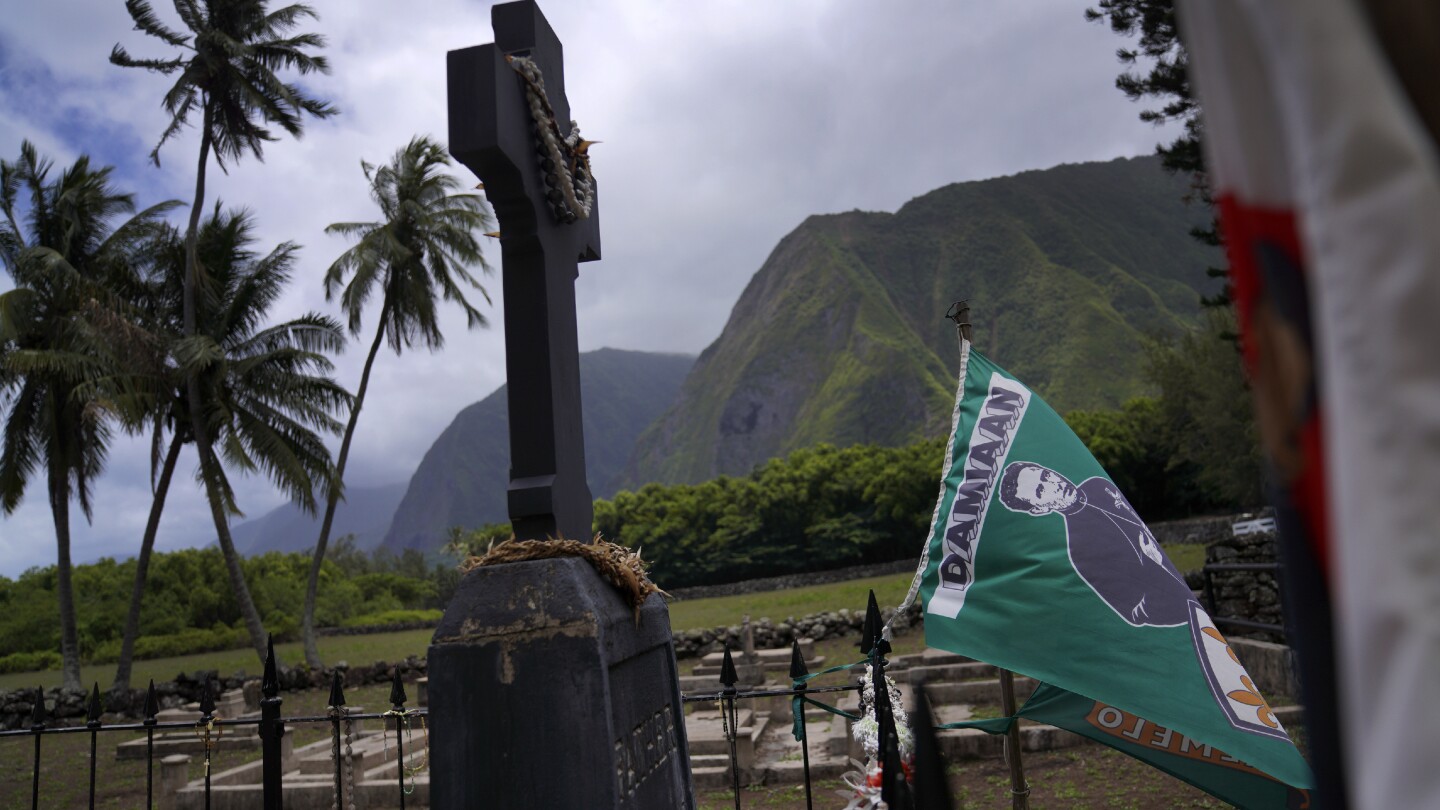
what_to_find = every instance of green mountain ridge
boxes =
[622,155,1221,486]
[381,348,694,553]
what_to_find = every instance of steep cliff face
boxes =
[380,348,694,553]
[624,156,1220,486]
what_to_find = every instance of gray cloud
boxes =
[0,0,1179,575]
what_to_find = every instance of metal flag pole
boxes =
[945,301,1030,810]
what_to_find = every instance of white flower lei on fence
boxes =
[837,663,914,810]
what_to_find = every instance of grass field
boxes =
[1164,542,1207,573]
[666,571,916,630]
[0,573,916,691]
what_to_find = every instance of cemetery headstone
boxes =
[429,3,694,807]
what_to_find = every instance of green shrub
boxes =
[88,638,121,663]
[0,545,454,659]
[265,613,301,643]
[339,609,442,629]
[0,650,61,674]
[88,626,252,664]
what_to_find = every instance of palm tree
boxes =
[112,0,336,662]
[0,142,177,691]
[110,205,351,691]
[301,135,493,666]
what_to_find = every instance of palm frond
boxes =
[0,381,41,512]
[148,74,203,165]
[172,0,206,39]
[108,44,185,74]
[258,3,321,36]
[323,135,494,356]
[250,36,331,76]
[0,288,39,344]
[121,0,190,47]
[235,313,347,358]
[171,334,225,375]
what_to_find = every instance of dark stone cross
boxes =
[447,0,599,543]
[430,3,694,807]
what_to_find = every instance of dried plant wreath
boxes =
[462,535,668,620]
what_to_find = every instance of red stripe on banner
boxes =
[1216,195,1305,371]
[1215,193,1332,580]
[1295,413,1330,576]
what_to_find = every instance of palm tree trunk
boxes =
[111,433,184,693]
[183,110,210,348]
[49,453,82,692]
[204,462,269,662]
[185,110,268,665]
[301,297,392,666]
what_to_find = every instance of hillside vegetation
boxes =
[592,317,1257,590]
[625,156,1221,486]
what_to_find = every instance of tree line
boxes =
[1,0,494,693]
[594,440,946,589]
[0,539,457,675]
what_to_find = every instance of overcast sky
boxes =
[0,0,1179,577]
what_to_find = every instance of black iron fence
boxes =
[682,651,862,809]
[680,591,953,810]
[5,593,951,809]
[0,636,427,810]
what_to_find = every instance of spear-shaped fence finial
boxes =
[198,678,216,719]
[328,670,347,710]
[262,633,279,698]
[30,686,46,728]
[86,683,103,726]
[389,667,408,710]
[719,644,739,689]
[789,640,809,680]
[143,680,159,724]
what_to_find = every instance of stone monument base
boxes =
[429,556,695,808]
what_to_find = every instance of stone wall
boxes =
[1149,514,1242,545]
[1204,529,1285,642]
[0,656,427,730]
[671,602,922,659]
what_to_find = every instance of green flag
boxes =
[916,343,1313,806]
